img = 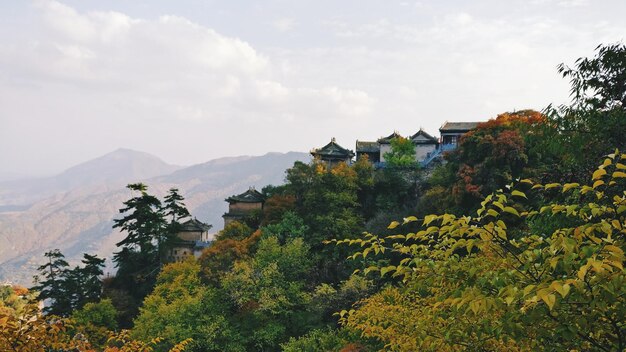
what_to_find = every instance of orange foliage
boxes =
[199,230,261,284]
[261,194,296,226]
[12,285,28,296]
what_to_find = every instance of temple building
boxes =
[355,141,380,163]
[352,121,482,167]
[410,129,439,161]
[167,218,212,262]
[223,187,265,227]
[310,138,355,167]
[439,121,481,146]
[377,131,403,163]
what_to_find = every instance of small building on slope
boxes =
[167,218,213,262]
[439,121,481,146]
[310,138,355,167]
[223,187,265,227]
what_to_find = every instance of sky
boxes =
[1,0,625,178]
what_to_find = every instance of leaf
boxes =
[511,190,527,199]
[503,206,519,217]
[487,209,499,217]
[542,293,557,310]
[380,265,396,277]
[593,180,605,189]
[545,183,560,190]
[387,221,400,229]
[562,183,580,192]
[523,284,536,296]
[403,216,418,224]
[577,264,589,280]
[592,168,607,180]
[551,282,570,298]
[612,171,626,178]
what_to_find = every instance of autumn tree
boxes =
[335,150,626,351]
[132,258,241,352]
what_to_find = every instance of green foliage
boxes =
[133,258,243,352]
[262,211,309,244]
[544,43,626,181]
[383,136,418,169]
[72,298,118,330]
[0,285,31,318]
[336,150,626,351]
[280,328,350,352]
[220,236,315,351]
[32,249,72,316]
[112,183,166,304]
[215,221,253,241]
[32,250,105,317]
[110,184,193,326]
[72,298,118,348]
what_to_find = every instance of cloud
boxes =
[16,1,373,122]
[272,18,297,32]
[0,1,375,174]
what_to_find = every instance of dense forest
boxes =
[2,43,625,351]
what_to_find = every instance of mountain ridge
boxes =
[0,149,310,285]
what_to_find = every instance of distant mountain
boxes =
[0,148,182,207]
[0,151,309,285]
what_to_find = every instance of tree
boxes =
[112,183,166,302]
[78,253,106,305]
[162,188,192,255]
[32,250,105,317]
[335,150,626,351]
[221,236,314,351]
[383,136,418,169]
[72,298,118,348]
[0,285,32,318]
[132,258,242,352]
[545,43,626,181]
[32,249,72,316]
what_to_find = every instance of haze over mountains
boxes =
[0,149,309,285]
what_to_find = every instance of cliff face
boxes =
[0,150,309,285]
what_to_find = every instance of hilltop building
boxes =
[167,218,212,262]
[310,138,355,167]
[353,121,483,167]
[376,131,403,163]
[439,121,480,146]
[223,187,265,227]
[355,141,380,163]
[411,129,439,161]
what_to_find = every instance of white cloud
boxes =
[0,1,376,174]
[272,18,296,32]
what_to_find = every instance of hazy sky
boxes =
[1,0,625,177]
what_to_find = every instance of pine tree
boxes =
[112,183,166,301]
[32,249,72,316]
[161,188,191,257]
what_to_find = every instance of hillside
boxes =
[0,150,309,285]
[0,148,182,208]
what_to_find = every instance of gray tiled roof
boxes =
[377,131,403,144]
[356,140,380,153]
[410,129,438,144]
[226,187,265,203]
[439,122,481,132]
[180,218,212,232]
[311,138,355,158]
